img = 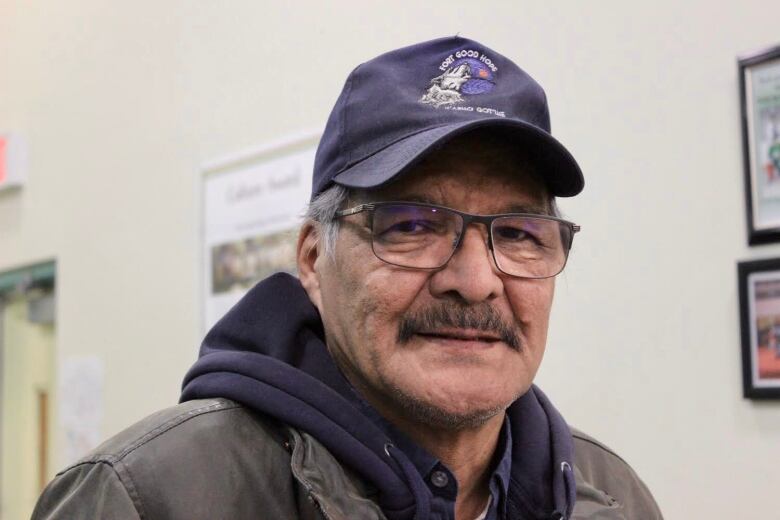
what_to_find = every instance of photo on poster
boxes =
[740,44,780,244]
[211,229,298,294]
[738,258,780,398]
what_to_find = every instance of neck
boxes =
[390,411,505,520]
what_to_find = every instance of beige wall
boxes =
[1,1,779,517]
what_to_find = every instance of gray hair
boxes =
[304,184,350,258]
[304,183,561,258]
[549,197,561,219]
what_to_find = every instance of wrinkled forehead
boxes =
[352,130,553,214]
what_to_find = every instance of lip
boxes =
[415,328,501,349]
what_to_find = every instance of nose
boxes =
[428,224,504,304]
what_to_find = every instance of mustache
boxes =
[397,302,522,351]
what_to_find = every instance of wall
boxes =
[1,1,778,517]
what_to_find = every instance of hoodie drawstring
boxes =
[551,460,575,519]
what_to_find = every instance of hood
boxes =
[181,273,576,519]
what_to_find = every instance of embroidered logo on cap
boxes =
[420,49,499,109]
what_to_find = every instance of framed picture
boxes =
[738,258,780,398]
[739,44,780,244]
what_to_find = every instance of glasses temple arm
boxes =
[334,204,375,218]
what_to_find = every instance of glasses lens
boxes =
[491,216,571,278]
[371,204,461,268]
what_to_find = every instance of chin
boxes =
[403,395,506,431]
[387,380,519,431]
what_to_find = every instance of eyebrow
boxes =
[382,195,552,216]
[505,203,552,215]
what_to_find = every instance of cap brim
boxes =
[332,118,584,197]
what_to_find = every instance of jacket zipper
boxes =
[286,437,334,520]
[310,494,330,520]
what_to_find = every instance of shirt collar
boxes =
[380,412,513,516]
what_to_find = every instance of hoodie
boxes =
[180,273,576,519]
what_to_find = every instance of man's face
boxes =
[309,136,556,430]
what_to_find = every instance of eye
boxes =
[372,204,454,245]
[494,225,533,241]
[385,219,436,234]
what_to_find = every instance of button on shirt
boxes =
[383,416,513,520]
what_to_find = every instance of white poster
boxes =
[202,135,317,330]
[59,356,104,465]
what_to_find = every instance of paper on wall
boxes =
[59,356,103,465]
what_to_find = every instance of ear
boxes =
[297,221,324,312]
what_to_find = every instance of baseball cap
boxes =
[311,36,584,199]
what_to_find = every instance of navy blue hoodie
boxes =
[181,273,576,519]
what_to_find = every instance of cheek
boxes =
[505,279,555,351]
[319,240,429,356]
[354,267,430,343]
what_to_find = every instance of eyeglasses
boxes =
[335,201,580,279]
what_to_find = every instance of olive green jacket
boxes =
[32,399,662,520]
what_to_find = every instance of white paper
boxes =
[59,356,104,464]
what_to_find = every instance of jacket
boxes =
[33,274,663,519]
[32,398,662,519]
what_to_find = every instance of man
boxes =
[33,37,662,520]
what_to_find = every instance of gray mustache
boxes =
[397,303,522,351]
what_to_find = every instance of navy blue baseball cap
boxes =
[311,36,584,199]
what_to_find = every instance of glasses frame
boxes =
[335,201,581,279]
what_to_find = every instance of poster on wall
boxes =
[740,44,780,244]
[202,133,318,331]
[738,258,780,399]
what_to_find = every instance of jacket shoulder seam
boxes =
[64,399,241,470]
[572,431,630,467]
[57,459,148,520]
[112,459,149,520]
[115,400,241,461]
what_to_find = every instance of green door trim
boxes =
[0,261,56,296]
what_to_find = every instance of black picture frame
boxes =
[738,258,780,399]
[739,44,780,245]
